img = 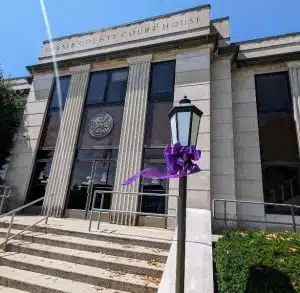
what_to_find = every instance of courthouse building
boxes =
[6,4,300,228]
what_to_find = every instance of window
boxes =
[39,76,71,148]
[144,61,175,147]
[255,72,300,214]
[107,70,129,103]
[149,61,176,100]
[66,67,129,214]
[85,72,107,105]
[49,76,71,110]
[27,76,71,204]
[86,68,128,105]
[77,68,128,148]
[256,73,292,113]
[141,60,176,214]
[140,149,168,214]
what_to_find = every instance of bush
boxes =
[214,230,300,293]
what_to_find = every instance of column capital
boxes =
[127,54,152,64]
[69,64,91,73]
[287,61,300,69]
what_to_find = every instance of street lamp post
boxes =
[168,96,203,293]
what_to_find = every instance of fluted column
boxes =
[112,54,152,225]
[288,61,300,153]
[43,64,91,217]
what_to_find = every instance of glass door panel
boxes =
[89,160,116,210]
[140,162,167,214]
[28,162,52,206]
[67,162,93,210]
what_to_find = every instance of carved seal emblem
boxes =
[88,113,113,138]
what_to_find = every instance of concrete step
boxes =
[0,266,131,293]
[0,221,170,250]
[0,228,168,262]
[6,239,164,277]
[0,252,159,293]
[0,286,30,293]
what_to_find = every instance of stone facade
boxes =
[5,4,300,230]
[6,74,53,208]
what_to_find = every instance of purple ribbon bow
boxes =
[123,143,201,185]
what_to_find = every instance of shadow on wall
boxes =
[245,265,296,293]
[4,118,34,211]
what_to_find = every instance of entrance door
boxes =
[26,150,54,207]
[66,158,116,219]
[28,161,52,206]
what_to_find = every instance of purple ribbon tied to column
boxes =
[123,143,201,185]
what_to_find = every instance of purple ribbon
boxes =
[123,143,201,185]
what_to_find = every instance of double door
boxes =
[66,159,116,218]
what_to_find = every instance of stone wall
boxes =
[211,57,236,229]
[6,74,53,209]
[232,67,265,228]
[168,47,212,227]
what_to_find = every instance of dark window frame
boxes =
[25,75,71,204]
[48,75,72,111]
[148,60,176,102]
[74,149,119,163]
[39,75,71,149]
[255,71,300,213]
[255,71,293,114]
[86,67,129,106]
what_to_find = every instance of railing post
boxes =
[290,180,294,198]
[89,192,97,232]
[224,201,227,229]
[281,185,284,202]
[45,193,52,225]
[97,193,104,230]
[3,212,15,251]
[291,206,296,233]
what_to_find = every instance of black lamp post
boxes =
[168,96,203,293]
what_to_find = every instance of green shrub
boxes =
[214,230,300,293]
[0,72,26,179]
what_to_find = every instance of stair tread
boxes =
[0,217,172,247]
[6,239,164,270]
[0,266,130,293]
[0,228,168,256]
[0,252,159,289]
[0,286,30,293]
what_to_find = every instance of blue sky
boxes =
[1,0,300,78]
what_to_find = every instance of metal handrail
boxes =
[0,192,53,251]
[89,190,178,231]
[212,198,300,232]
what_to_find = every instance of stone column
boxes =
[211,56,237,230]
[112,54,152,225]
[288,61,300,153]
[43,65,91,217]
[168,48,212,228]
[232,67,265,229]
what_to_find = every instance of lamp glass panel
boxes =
[177,111,191,146]
[190,113,201,146]
[170,115,178,145]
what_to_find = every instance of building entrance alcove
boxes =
[65,149,117,219]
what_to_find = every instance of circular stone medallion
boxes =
[88,113,114,138]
